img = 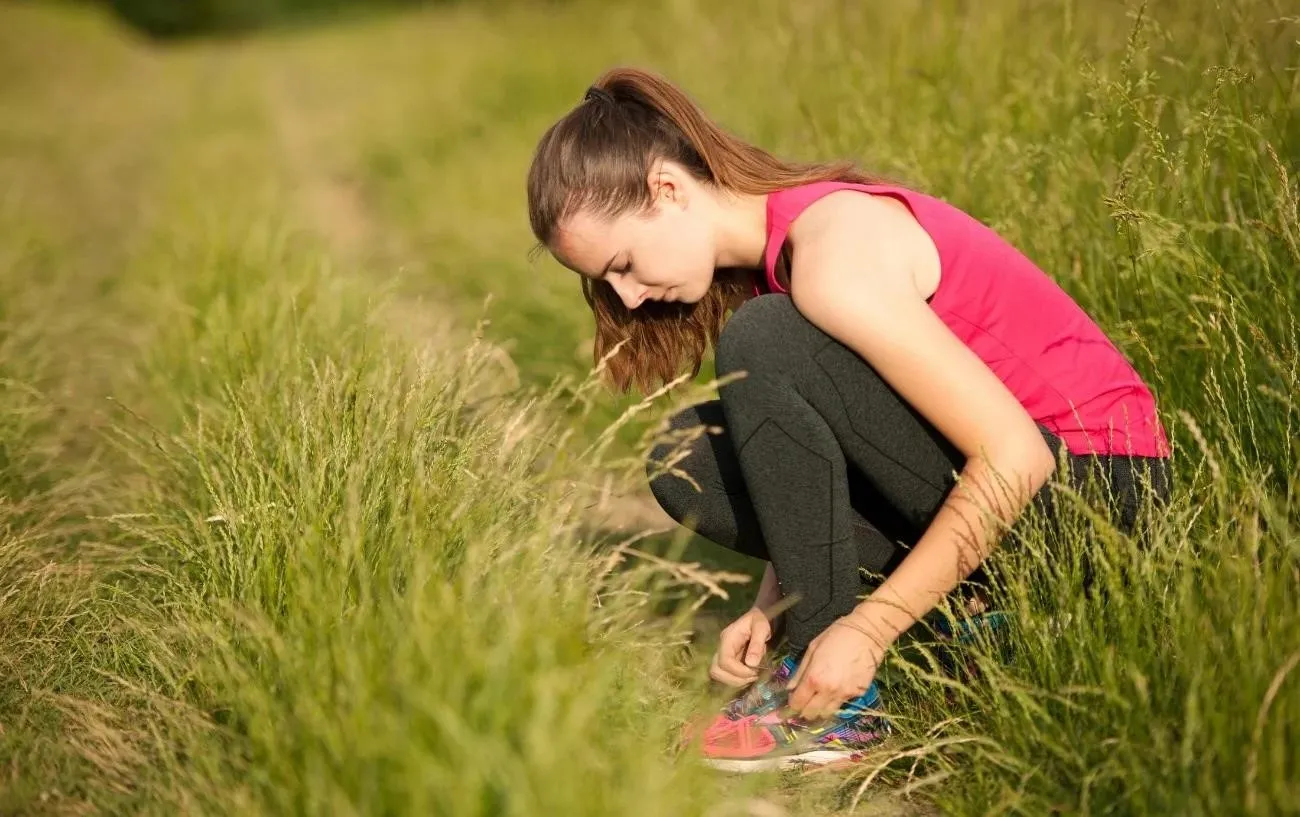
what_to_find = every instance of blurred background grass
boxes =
[0,0,1297,815]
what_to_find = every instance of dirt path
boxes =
[253,39,931,817]
[264,55,383,271]
[262,54,675,537]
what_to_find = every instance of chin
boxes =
[685,280,711,304]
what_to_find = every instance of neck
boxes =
[712,191,769,269]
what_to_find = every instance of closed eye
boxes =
[600,254,632,281]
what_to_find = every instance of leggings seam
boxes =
[809,337,956,494]
[734,414,835,476]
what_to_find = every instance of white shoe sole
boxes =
[702,748,860,773]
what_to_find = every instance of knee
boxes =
[647,455,702,528]
[645,408,707,521]
[647,462,690,523]
[716,294,814,378]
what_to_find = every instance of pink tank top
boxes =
[759,181,1170,458]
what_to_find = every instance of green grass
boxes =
[0,0,1297,815]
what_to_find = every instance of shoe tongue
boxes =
[736,655,797,710]
[773,654,798,682]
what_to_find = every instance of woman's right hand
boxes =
[709,607,773,687]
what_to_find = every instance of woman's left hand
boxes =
[786,614,889,720]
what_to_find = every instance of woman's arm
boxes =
[753,561,783,611]
[786,192,1058,646]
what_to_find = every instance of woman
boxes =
[524,66,1171,771]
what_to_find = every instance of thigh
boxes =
[648,401,916,573]
[718,295,1059,532]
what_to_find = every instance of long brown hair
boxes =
[526,66,880,395]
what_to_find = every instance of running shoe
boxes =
[689,652,889,772]
[700,682,889,772]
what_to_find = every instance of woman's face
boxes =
[550,168,717,309]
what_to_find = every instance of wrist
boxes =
[852,579,936,643]
[844,606,902,652]
[753,562,783,611]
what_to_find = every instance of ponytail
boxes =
[527,66,879,395]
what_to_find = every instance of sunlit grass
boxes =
[0,0,1295,814]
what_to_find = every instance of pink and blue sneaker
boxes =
[693,654,890,772]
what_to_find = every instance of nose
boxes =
[611,276,649,310]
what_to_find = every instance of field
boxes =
[0,0,1297,814]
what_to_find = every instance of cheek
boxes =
[665,213,712,268]
[634,224,682,280]
[636,210,711,281]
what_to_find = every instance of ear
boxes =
[647,159,687,209]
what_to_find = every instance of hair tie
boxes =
[584,86,617,106]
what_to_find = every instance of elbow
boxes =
[981,433,1057,498]
[1031,441,1058,491]
[1016,433,1058,494]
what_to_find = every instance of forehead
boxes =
[552,209,636,278]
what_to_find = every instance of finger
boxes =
[710,652,758,687]
[821,689,856,720]
[710,666,758,687]
[787,672,817,712]
[743,621,771,668]
[717,639,759,679]
[798,688,842,721]
[713,626,748,666]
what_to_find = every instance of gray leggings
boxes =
[647,295,1172,649]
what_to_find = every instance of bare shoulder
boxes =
[785,189,939,298]
[790,189,916,237]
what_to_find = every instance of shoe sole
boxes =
[701,748,861,773]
